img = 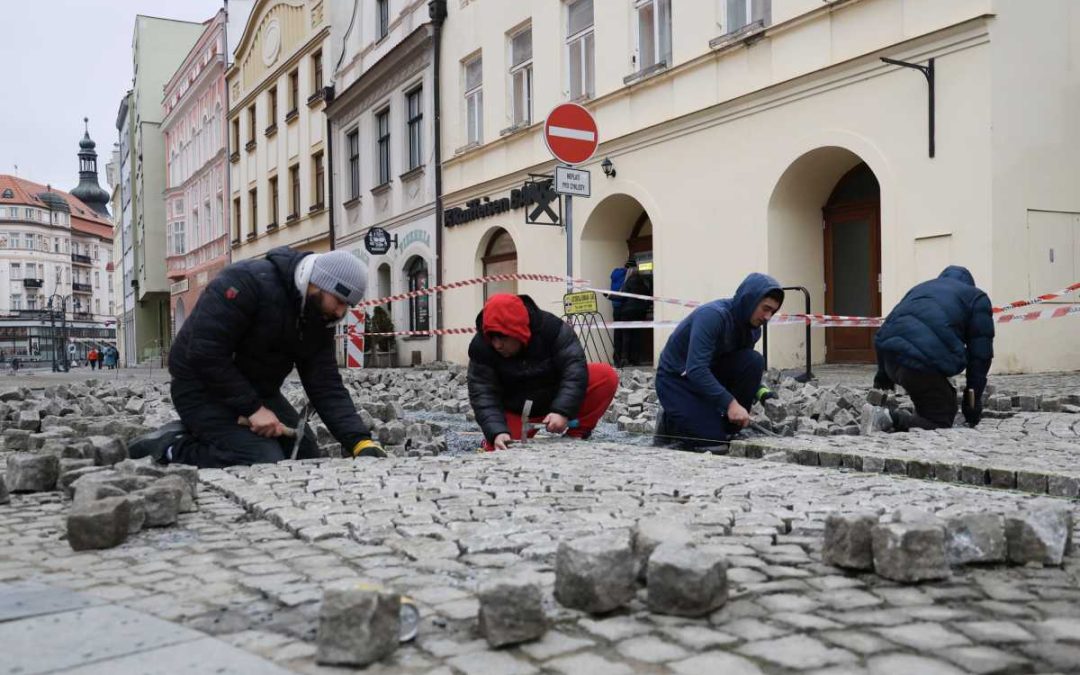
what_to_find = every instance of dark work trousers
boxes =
[656,348,764,446]
[616,308,648,366]
[169,380,319,468]
[611,303,626,364]
[884,359,957,430]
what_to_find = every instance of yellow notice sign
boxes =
[563,291,599,315]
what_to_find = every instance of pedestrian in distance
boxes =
[654,273,784,450]
[615,262,651,367]
[868,265,994,431]
[87,347,99,371]
[468,293,619,451]
[128,247,386,467]
[607,259,632,365]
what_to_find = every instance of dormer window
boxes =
[1,189,12,199]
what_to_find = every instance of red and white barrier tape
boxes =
[358,273,588,309]
[992,281,1080,314]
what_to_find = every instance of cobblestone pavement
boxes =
[1,366,1079,673]
[3,441,1080,674]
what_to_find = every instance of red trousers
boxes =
[482,363,619,450]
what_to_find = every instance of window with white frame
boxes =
[567,0,595,100]
[406,87,423,170]
[725,0,770,34]
[464,55,483,145]
[347,129,360,198]
[635,0,671,72]
[509,27,533,127]
[9,263,20,280]
[376,109,391,185]
[172,220,186,255]
[10,295,21,310]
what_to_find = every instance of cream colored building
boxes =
[228,0,333,260]
[437,0,1080,374]
[326,0,438,367]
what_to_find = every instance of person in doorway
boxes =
[468,293,619,451]
[870,265,994,431]
[127,247,386,467]
[654,273,784,449]
[615,263,652,367]
[607,260,631,365]
[87,347,99,370]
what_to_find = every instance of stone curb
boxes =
[729,439,1080,498]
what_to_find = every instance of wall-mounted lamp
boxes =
[601,157,616,178]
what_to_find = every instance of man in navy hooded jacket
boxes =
[872,265,994,430]
[655,273,784,447]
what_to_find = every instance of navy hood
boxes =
[732,273,784,324]
[939,265,975,286]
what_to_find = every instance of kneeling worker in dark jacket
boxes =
[129,247,385,467]
[872,265,994,431]
[468,294,619,451]
[655,273,784,448]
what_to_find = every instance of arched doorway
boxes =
[405,256,430,332]
[173,298,186,337]
[481,228,518,300]
[823,162,881,362]
[767,148,881,366]
[581,194,655,365]
[376,263,392,311]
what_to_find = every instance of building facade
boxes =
[326,0,438,366]
[436,0,1080,374]
[115,15,205,366]
[0,132,116,365]
[163,10,231,336]
[227,0,333,262]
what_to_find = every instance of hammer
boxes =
[239,403,312,460]
[519,399,579,445]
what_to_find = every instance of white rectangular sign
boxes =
[555,166,591,197]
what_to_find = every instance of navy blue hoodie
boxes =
[657,273,783,409]
[874,265,994,396]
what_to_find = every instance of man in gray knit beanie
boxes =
[130,245,387,467]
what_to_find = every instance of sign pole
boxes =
[565,192,573,294]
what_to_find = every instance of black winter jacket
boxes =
[169,246,371,448]
[874,265,995,397]
[467,296,588,442]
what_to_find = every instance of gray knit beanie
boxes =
[309,251,368,305]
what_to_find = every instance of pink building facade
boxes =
[163,10,230,334]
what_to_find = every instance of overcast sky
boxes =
[0,0,223,195]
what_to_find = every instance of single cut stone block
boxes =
[633,516,693,580]
[945,513,1006,565]
[67,496,131,551]
[646,542,728,617]
[555,532,636,614]
[1005,508,1071,566]
[871,522,950,583]
[1016,471,1049,494]
[135,484,182,527]
[477,572,548,647]
[316,585,400,666]
[89,436,127,467]
[6,453,60,492]
[16,409,41,432]
[823,512,877,571]
[1048,475,1080,498]
[0,475,8,504]
[155,474,196,513]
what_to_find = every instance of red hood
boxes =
[482,294,531,345]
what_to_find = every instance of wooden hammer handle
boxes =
[237,416,297,438]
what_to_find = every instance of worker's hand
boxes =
[873,371,895,391]
[493,433,512,451]
[352,439,387,458]
[248,406,286,438]
[726,400,751,428]
[544,413,570,434]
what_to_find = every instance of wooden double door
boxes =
[823,199,881,364]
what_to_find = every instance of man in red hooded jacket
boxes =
[467,294,619,450]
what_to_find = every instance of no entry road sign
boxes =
[544,103,598,165]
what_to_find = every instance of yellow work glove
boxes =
[352,439,388,458]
